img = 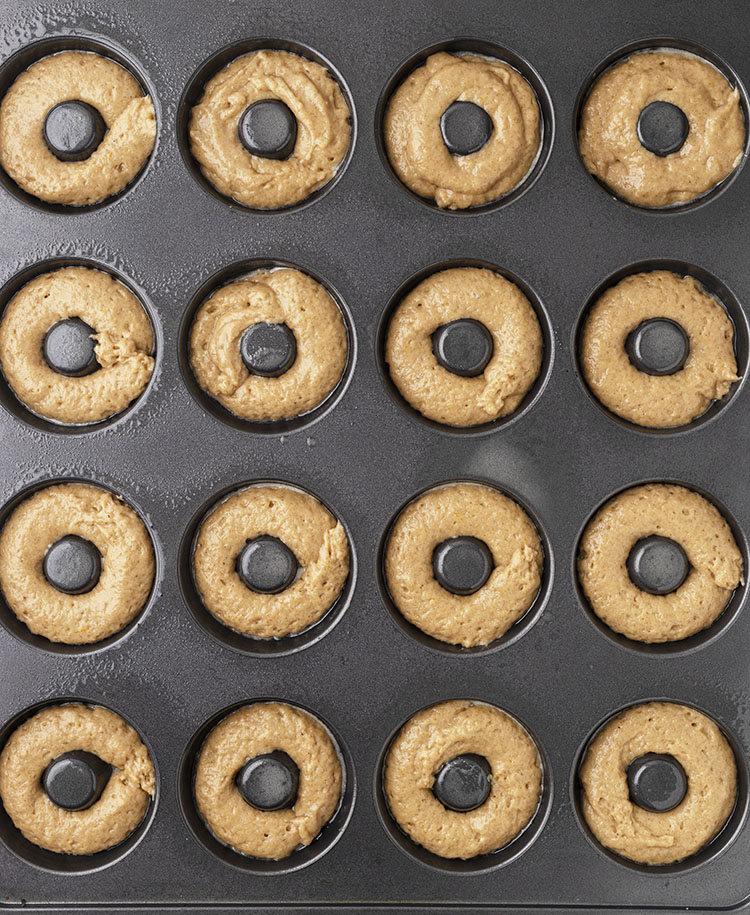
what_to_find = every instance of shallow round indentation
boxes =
[179,480,355,656]
[177,38,356,215]
[439,101,493,157]
[43,318,99,378]
[43,100,107,162]
[574,259,749,435]
[377,259,554,436]
[42,750,112,811]
[626,535,690,595]
[236,751,299,812]
[0,36,157,214]
[432,536,494,595]
[433,754,492,812]
[376,39,554,215]
[574,479,749,656]
[377,478,553,655]
[627,753,687,813]
[571,699,749,873]
[431,318,494,378]
[178,699,355,874]
[574,38,750,214]
[236,535,298,595]
[0,697,158,873]
[0,256,159,435]
[238,100,297,160]
[43,534,102,595]
[239,322,297,378]
[179,258,355,435]
[374,699,552,873]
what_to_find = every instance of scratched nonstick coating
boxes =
[0,0,750,913]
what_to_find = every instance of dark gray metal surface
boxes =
[0,0,749,911]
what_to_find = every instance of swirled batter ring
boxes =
[578,483,743,643]
[386,267,543,426]
[0,266,154,425]
[385,482,543,647]
[189,268,347,422]
[194,702,342,859]
[0,703,155,855]
[0,51,156,206]
[193,484,349,639]
[384,52,541,209]
[580,702,737,865]
[189,50,350,209]
[0,482,155,644]
[580,271,739,428]
[384,699,542,858]
[579,50,745,208]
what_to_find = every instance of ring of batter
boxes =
[0,703,155,855]
[0,482,156,645]
[579,701,738,865]
[0,50,156,207]
[579,49,746,208]
[384,482,543,648]
[194,701,342,860]
[577,483,743,643]
[384,51,541,209]
[0,266,155,425]
[193,484,349,639]
[189,268,348,422]
[384,699,542,859]
[385,267,543,427]
[189,49,351,209]
[580,270,739,429]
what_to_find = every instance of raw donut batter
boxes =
[194,701,342,859]
[384,699,542,858]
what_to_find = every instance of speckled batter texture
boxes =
[194,702,342,859]
[0,703,155,855]
[579,50,745,208]
[193,485,349,639]
[385,482,543,647]
[0,51,156,206]
[384,52,541,209]
[386,267,543,427]
[580,702,737,865]
[578,484,743,643]
[384,700,542,859]
[0,483,155,645]
[189,268,347,422]
[580,271,739,428]
[189,50,350,209]
[0,266,154,425]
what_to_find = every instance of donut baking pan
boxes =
[1,0,750,912]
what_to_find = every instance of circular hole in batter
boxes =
[178,258,355,435]
[376,259,554,435]
[376,478,553,655]
[178,698,355,874]
[373,698,552,873]
[0,256,159,435]
[375,38,554,215]
[573,479,748,656]
[570,698,749,874]
[0,476,160,655]
[0,35,158,214]
[0,696,158,873]
[178,479,356,656]
[573,259,749,435]
[573,38,750,214]
[177,38,356,214]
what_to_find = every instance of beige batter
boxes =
[579,50,745,208]
[0,703,155,855]
[193,484,349,639]
[386,267,543,427]
[0,266,154,425]
[580,271,739,428]
[384,699,542,859]
[385,482,543,648]
[194,702,342,859]
[189,50,350,209]
[578,483,743,643]
[189,268,347,422]
[0,51,156,207]
[580,701,737,865]
[384,52,541,209]
[0,482,155,645]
